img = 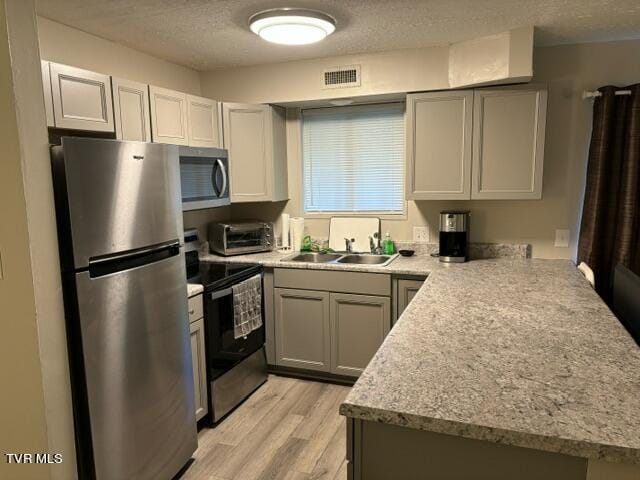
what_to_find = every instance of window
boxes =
[302,103,405,215]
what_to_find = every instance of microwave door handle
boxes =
[217,158,228,198]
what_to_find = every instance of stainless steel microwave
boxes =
[179,146,230,211]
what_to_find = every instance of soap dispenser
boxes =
[383,232,395,255]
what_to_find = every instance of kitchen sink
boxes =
[336,254,394,265]
[287,252,343,263]
[282,252,398,267]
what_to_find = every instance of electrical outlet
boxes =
[413,226,430,243]
[554,229,570,248]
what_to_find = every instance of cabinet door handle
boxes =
[189,309,195,315]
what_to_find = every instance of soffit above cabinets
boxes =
[35,0,640,70]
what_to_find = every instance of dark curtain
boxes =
[578,84,640,303]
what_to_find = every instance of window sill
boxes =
[303,211,407,221]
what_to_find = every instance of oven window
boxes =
[180,157,223,202]
[226,230,264,249]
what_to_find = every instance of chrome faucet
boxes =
[369,233,383,254]
[344,237,355,253]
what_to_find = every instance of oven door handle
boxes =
[210,287,233,300]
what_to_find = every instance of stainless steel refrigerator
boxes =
[51,137,197,480]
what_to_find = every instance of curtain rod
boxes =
[582,90,632,100]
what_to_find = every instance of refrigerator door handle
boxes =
[88,240,181,278]
[90,240,180,265]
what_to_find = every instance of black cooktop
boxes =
[187,262,261,292]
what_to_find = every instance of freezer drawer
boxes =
[74,250,196,480]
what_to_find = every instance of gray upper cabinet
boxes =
[274,288,331,372]
[222,102,288,203]
[49,62,114,132]
[330,293,391,377]
[41,61,55,127]
[406,91,473,200]
[405,85,547,201]
[149,85,189,145]
[472,86,547,199]
[112,77,151,142]
[150,86,223,148]
[186,94,222,148]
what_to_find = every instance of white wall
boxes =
[1,15,207,480]
[182,207,230,243]
[200,45,450,104]
[1,1,55,479]
[199,27,534,105]
[37,16,201,95]
[217,39,640,260]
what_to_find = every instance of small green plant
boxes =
[301,236,334,254]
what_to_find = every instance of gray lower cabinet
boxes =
[273,269,392,378]
[330,293,391,376]
[274,288,331,372]
[348,419,588,480]
[394,278,425,323]
[189,317,208,421]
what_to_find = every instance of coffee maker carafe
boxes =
[439,211,470,263]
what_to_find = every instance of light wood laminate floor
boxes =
[181,375,351,480]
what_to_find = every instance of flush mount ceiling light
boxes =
[249,8,336,45]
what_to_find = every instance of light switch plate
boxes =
[413,226,430,243]
[554,229,570,248]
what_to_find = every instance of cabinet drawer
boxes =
[188,294,203,323]
[274,268,391,296]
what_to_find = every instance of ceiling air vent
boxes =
[322,65,361,89]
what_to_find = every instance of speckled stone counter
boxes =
[187,283,203,297]
[200,249,438,276]
[199,250,640,465]
[341,259,640,465]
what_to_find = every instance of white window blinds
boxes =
[302,103,405,214]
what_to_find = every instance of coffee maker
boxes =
[439,211,470,263]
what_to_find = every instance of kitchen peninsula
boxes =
[204,249,640,480]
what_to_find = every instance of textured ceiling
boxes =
[36,0,640,70]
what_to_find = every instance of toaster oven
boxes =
[209,221,274,256]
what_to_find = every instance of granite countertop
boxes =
[200,250,640,465]
[200,249,436,276]
[187,283,204,297]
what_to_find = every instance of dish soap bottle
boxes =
[383,232,395,255]
[301,235,313,252]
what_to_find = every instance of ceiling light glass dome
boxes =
[249,8,336,45]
